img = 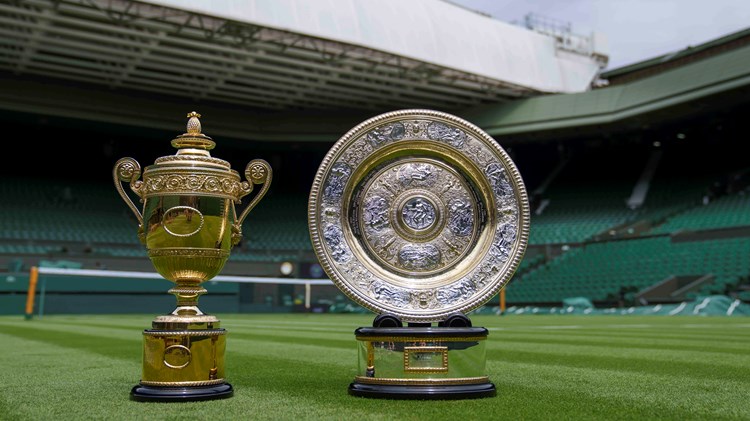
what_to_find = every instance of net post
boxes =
[500,289,506,315]
[25,266,39,320]
[305,282,311,310]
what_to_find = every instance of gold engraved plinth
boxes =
[308,109,529,399]
[114,112,271,402]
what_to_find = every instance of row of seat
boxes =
[506,236,750,303]
[651,192,750,233]
[1,177,749,268]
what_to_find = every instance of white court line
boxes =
[36,267,334,285]
[538,325,583,329]
[604,324,653,328]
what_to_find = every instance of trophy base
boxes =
[351,324,495,400]
[130,382,234,402]
[348,381,496,400]
[134,315,232,402]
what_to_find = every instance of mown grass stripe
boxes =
[13,319,146,333]
[479,315,750,327]
[487,332,750,355]
[0,324,140,362]
[0,319,144,343]
[487,347,750,383]
[232,324,357,339]
[487,359,750,419]
[492,324,750,338]
[0,333,141,421]
[487,338,750,369]
[0,333,421,421]
[229,330,353,350]
[222,313,372,327]
[228,336,354,369]
[568,324,750,336]
[531,330,750,344]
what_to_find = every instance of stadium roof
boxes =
[0,0,606,119]
[7,0,743,146]
[601,27,750,85]
[459,33,750,143]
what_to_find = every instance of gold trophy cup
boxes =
[114,112,271,401]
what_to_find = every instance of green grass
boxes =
[1,314,749,420]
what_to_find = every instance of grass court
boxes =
[1,314,749,420]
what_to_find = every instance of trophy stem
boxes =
[168,280,207,317]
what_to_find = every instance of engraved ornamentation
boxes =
[323,224,352,263]
[323,163,352,203]
[154,155,229,167]
[358,159,477,275]
[143,329,226,336]
[488,222,516,263]
[398,244,441,271]
[343,139,373,167]
[350,265,374,290]
[403,120,430,138]
[147,248,230,258]
[363,195,390,231]
[397,163,436,187]
[370,279,410,306]
[401,197,437,230]
[427,122,466,148]
[448,198,473,237]
[117,160,138,180]
[142,174,241,198]
[498,223,517,245]
[366,122,405,147]
[162,206,204,238]
[465,140,493,168]
[250,163,267,181]
[411,289,438,309]
[486,162,513,198]
[139,379,226,387]
[163,344,192,369]
[473,261,502,289]
[437,279,477,304]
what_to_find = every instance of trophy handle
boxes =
[113,157,144,228]
[233,159,272,244]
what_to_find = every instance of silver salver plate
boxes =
[308,109,529,322]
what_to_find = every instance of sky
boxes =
[449,0,750,70]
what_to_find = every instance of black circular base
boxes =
[130,383,234,402]
[348,382,496,400]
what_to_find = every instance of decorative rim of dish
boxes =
[308,109,529,322]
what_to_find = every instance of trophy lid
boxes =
[141,112,247,200]
[148,111,230,169]
[171,111,216,151]
[308,109,530,323]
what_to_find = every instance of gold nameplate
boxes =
[403,346,449,373]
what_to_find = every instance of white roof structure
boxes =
[155,0,607,93]
[0,0,608,113]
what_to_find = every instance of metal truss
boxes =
[0,0,535,112]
